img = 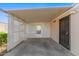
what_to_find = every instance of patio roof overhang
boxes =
[7,7,72,23]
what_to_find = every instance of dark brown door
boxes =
[59,15,70,50]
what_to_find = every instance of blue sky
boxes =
[0,3,73,23]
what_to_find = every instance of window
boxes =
[36,25,41,34]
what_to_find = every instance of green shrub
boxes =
[0,32,7,46]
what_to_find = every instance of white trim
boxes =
[50,3,79,23]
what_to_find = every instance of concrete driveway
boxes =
[5,38,74,56]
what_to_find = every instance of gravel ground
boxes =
[0,45,7,56]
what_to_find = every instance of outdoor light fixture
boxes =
[70,10,77,14]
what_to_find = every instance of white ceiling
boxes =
[7,7,71,23]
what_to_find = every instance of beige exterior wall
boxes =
[0,22,8,33]
[50,20,59,43]
[50,4,79,56]
[70,5,79,55]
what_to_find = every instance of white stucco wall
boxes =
[25,23,51,38]
[8,15,25,51]
[50,4,79,56]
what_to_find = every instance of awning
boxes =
[7,7,71,23]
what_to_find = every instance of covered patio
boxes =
[3,4,79,56]
[5,7,73,56]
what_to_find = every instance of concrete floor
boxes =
[5,38,74,56]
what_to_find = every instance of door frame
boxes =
[59,15,71,50]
